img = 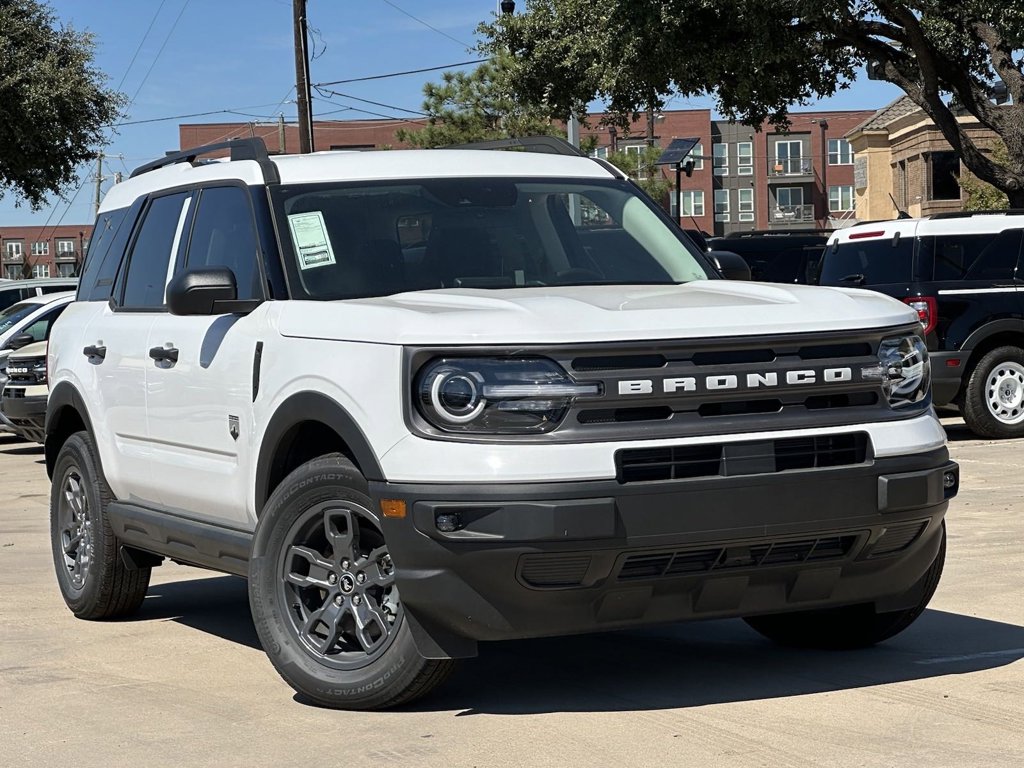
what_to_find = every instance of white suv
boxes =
[45,138,958,709]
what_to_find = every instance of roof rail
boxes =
[446,135,587,158]
[722,229,829,238]
[130,137,280,184]
[928,209,1024,219]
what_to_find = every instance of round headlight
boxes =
[430,370,485,423]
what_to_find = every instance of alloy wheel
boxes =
[58,468,93,590]
[985,361,1024,424]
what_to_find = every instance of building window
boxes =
[622,145,650,179]
[712,143,728,175]
[828,138,854,165]
[686,142,704,171]
[738,188,755,221]
[930,151,961,201]
[774,141,807,175]
[737,142,753,175]
[5,241,23,258]
[829,185,855,211]
[57,239,76,253]
[57,262,77,278]
[714,189,730,222]
[31,241,49,256]
[679,190,705,217]
[4,265,19,279]
[32,263,50,278]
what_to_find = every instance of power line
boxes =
[116,102,294,126]
[124,0,192,113]
[314,86,427,117]
[378,0,472,49]
[114,0,168,92]
[313,58,485,88]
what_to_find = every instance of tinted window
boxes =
[923,230,1022,282]
[21,304,68,342]
[40,283,75,294]
[121,193,187,308]
[0,301,38,335]
[78,207,130,301]
[819,238,915,286]
[185,186,261,300]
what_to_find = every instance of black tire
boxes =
[50,431,151,619]
[962,345,1024,439]
[744,522,946,650]
[249,453,454,710]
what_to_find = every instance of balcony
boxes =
[55,249,80,262]
[768,157,814,180]
[3,253,24,264]
[770,204,816,226]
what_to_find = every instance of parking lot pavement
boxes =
[1,422,1022,768]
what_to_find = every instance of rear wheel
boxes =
[962,346,1024,438]
[50,432,150,619]
[744,522,945,649]
[249,454,454,709]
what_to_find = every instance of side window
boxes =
[185,186,261,300]
[78,205,136,301]
[927,230,1022,282]
[22,304,69,342]
[121,193,188,308]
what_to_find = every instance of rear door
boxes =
[144,184,269,527]
[85,191,191,503]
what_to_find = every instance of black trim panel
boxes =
[106,502,252,577]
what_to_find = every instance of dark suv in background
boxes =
[706,230,829,284]
[822,211,1024,438]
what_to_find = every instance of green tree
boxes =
[959,141,1011,210]
[396,57,560,148]
[483,1,1024,207]
[0,0,123,209]
[607,146,673,205]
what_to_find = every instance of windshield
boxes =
[819,237,915,286]
[271,178,711,300]
[0,302,36,336]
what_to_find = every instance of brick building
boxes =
[845,96,1005,221]
[178,108,874,237]
[0,224,92,280]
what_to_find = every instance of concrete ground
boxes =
[1,417,1021,767]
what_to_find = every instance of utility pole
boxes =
[292,0,314,153]
[94,153,104,218]
[278,112,287,154]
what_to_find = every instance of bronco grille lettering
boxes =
[618,367,855,396]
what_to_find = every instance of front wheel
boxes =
[744,522,946,649]
[249,454,454,709]
[962,346,1024,438]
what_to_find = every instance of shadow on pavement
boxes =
[130,575,1024,714]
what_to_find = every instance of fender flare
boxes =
[255,391,385,514]
[44,382,97,478]
[958,318,1024,356]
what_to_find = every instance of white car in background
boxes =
[0,292,74,433]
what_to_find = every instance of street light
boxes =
[500,1,515,14]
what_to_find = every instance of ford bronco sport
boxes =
[45,137,958,709]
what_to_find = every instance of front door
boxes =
[144,185,268,528]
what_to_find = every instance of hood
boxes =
[277,281,919,346]
[6,339,47,360]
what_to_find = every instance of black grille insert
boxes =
[618,534,860,580]
[520,554,592,587]
[870,521,928,557]
[572,354,666,371]
[616,433,869,483]
[577,406,672,424]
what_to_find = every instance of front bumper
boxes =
[0,393,47,443]
[372,447,957,658]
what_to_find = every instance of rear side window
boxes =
[184,186,261,300]
[0,289,35,312]
[120,193,188,308]
[78,205,134,301]
[20,304,68,343]
[922,230,1023,282]
[819,237,915,286]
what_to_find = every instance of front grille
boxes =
[618,534,860,581]
[616,432,869,483]
[6,356,45,386]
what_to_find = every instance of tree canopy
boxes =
[0,0,123,209]
[396,58,559,148]
[482,1,1024,206]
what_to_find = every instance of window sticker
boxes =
[287,211,337,270]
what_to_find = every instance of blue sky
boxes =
[2,0,904,228]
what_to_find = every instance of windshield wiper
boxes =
[839,273,866,285]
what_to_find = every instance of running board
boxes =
[106,502,252,577]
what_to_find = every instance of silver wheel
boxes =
[57,468,93,590]
[985,361,1024,425]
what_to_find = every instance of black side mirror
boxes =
[6,333,35,350]
[167,267,253,316]
[706,250,752,281]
